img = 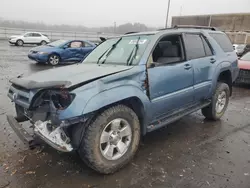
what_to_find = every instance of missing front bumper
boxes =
[6,115,73,152]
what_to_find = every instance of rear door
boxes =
[183,33,215,102]
[32,33,42,43]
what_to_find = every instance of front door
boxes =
[147,34,194,121]
[61,41,83,61]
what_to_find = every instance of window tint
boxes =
[201,37,213,56]
[185,34,206,59]
[33,33,41,37]
[24,33,32,37]
[84,42,92,47]
[69,41,82,48]
[151,35,183,65]
[209,33,234,52]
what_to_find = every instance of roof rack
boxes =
[173,25,218,31]
[124,32,138,35]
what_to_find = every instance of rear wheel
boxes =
[16,40,24,46]
[40,40,47,45]
[202,82,230,120]
[77,104,140,174]
[48,54,60,65]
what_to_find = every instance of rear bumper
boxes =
[6,115,73,152]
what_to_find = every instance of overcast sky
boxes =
[1,0,250,27]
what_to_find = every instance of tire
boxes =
[202,82,230,120]
[77,104,140,174]
[48,54,60,65]
[40,40,47,45]
[16,40,24,46]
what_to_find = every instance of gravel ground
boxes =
[0,41,250,188]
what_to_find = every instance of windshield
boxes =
[47,40,67,47]
[83,35,152,66]
[240,52,250,61]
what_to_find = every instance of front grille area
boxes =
[8,84,31,109]
[235,69,250,84]
[238,69,250,78]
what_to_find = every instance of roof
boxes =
[117,26,221,37]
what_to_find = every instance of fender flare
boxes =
[211,61,232,94]
[82,85,151,134]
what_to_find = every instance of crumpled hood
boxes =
[10,63,132,89]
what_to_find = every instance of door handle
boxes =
[184,64,192,70]
[210,58,216,64]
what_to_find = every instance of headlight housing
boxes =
[38,51,48,55]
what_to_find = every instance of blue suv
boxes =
[6,26,239,174]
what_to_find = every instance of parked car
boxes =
[6,26,239,174]
[235,51,250,84]
[233,44,250,57]
[28,39,96,65]
[9,32,50,46]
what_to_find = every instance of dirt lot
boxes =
[0,41,250,188]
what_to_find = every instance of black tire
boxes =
[77,104,140,174]
[202,82,230,120]
[40,40,47,45]
[48,54,60,65]
[16,40,24,46]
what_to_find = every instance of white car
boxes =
[9,32,50,46]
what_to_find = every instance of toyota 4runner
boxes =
[6,25,239,174]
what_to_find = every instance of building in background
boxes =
[172,13,250,44]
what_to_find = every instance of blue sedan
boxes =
[28,39,96,65]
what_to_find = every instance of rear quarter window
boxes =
[209,33,234,52]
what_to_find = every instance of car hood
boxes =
[238,60,250,70]
[30,45,56,52]
[10,35,22,38]
[10,64,132,90]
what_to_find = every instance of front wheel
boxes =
[48,54,60,65]
[77,104,140,174]
[202,82,230,120]
[16,40,24,46]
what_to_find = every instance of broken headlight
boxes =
[51,91,75,110]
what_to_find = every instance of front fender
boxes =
[83,85,151,115]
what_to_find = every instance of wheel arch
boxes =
[48,52,61,62]
[211,62,233,96]
[82,86,151,135]
[217,70,232,96]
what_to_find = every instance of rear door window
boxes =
[209,33,234,52]
[201,37,213,56]
[184,34,206,59]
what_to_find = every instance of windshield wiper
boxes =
[96,47,110,64]
[100,37,122,64]
[126,36,140,66]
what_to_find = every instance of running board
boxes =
[147,101,211,132]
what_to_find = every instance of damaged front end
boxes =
[7,84,79,152]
